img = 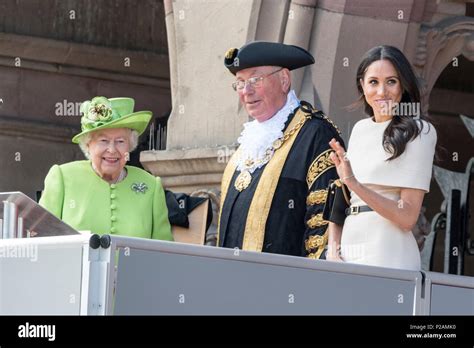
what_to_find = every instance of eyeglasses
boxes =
[232,68,283,92]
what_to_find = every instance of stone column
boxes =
[283,0,317,97]
[164,0,178,105]
[141,0,262,193]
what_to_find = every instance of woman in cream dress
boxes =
[327,46,437,270]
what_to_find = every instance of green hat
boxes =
[72,96,152,144]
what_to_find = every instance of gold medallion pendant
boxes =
[234,170,252,192]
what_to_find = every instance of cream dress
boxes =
[341,118,437,270]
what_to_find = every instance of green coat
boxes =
[39,160,173,241]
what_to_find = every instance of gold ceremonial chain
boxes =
[300,101,342,136]
[321,114,342,135]
[234,114,310,192]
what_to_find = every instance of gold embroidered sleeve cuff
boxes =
[306,189,328,206]
[306,213,328,229]
[306,149,335,188]
[304,234,324,251]
[305,232,328,258]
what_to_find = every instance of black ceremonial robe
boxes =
[217,101,345,258]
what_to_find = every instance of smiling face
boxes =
[87,128,131,181]
[235,66,290,122]
[360,59,403,122]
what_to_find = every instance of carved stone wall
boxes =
[0,0,171,198]
[413,16,474,114]
[144,0,447,190]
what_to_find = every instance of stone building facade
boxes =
[0,0,472,273]
[0,0,171,198]
[143,0,474,272]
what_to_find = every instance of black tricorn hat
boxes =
[224,41,315,75]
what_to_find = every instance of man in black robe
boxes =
[217,41,345,259]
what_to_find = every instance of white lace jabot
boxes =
[235,90,300,173]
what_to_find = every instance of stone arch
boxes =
[413,16,474,113]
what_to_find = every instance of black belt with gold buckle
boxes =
[345,205,373,216]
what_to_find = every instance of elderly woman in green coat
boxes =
[39,96,173,240]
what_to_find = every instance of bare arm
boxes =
[329,139,425,232]
[345,180,424,232]
[327,222,343,261]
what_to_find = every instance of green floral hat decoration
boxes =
[72,96,152,144]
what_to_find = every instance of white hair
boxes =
[78,129,139,159]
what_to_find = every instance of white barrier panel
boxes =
[1,234,472,315]
[0,235,89,315]
[109,236,423,315]
[423,271,474,315]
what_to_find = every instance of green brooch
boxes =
[131,182,148,194]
